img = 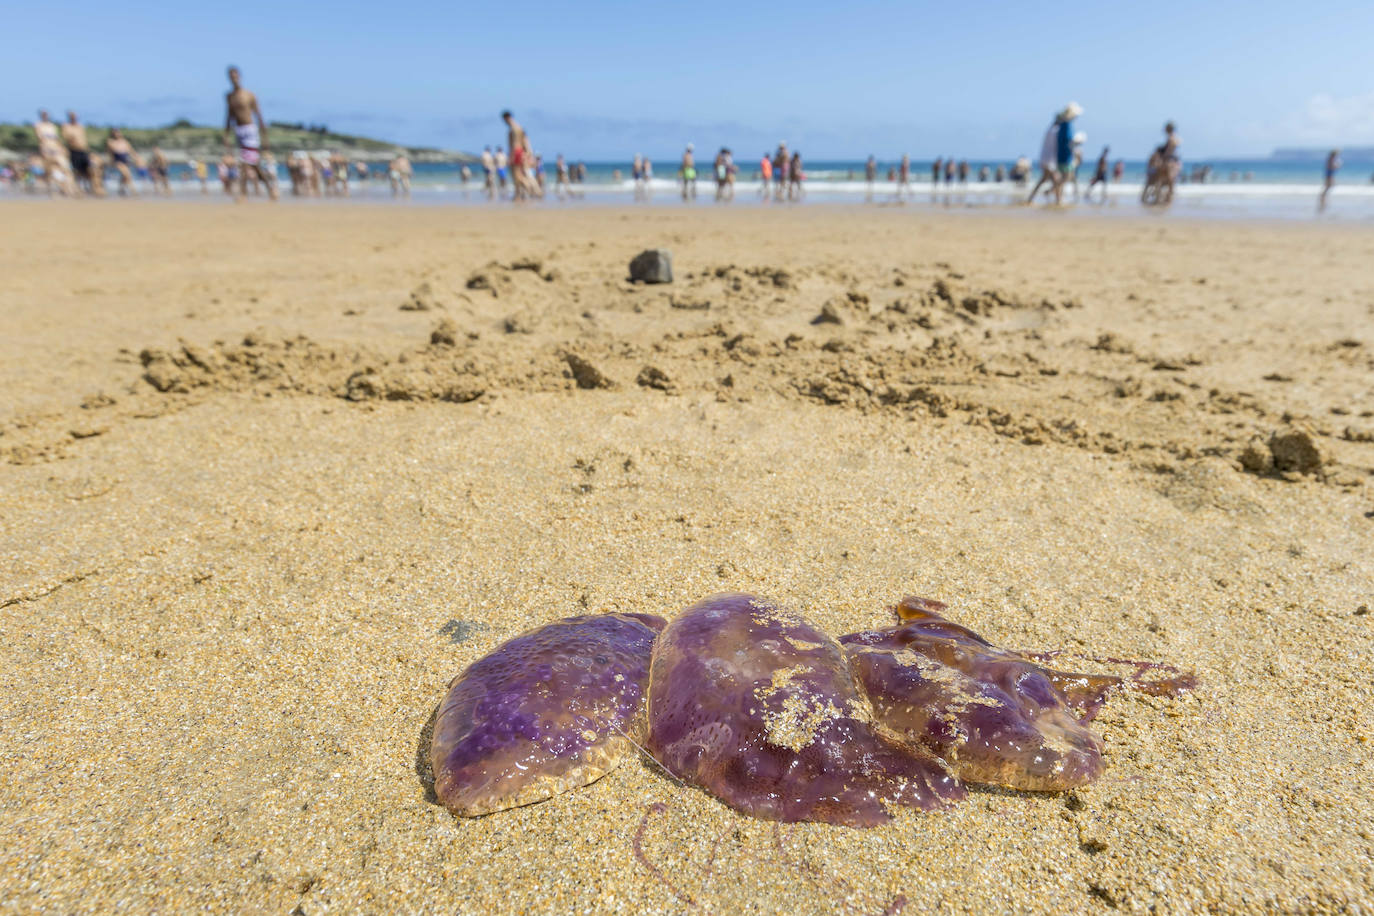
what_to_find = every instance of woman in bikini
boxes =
[105,128,138,196]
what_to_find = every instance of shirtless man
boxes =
[149,146,172,195]
[502,111,536,200]
[330,150,349,196]
[60,111,97,196]
[223,65,278,201]
[772,143,788,200]
[554,153,570,199]
[480,146,496,196]
[679,143,697,201]
[389,154,412,197]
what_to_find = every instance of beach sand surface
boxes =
[1,201,1372,914]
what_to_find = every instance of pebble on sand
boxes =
[629,249,674,284]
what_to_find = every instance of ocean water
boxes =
[10,156,1374,220]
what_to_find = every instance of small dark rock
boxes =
[636,365,673,391]
[430,318,459,347]
[813,301,844,325]
[438,619,486,644]
[1269,427,1324,475]
[629,249,674,284]
[563,352,614,389]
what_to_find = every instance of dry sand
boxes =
[1,200,1372,914]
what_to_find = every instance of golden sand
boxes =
[1,201,1371,913]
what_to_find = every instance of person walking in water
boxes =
[554,153,570,199]
[1085,146,1110,202]
[105,128,139,196]
[1319,149,1341,212]
[223,66,278,201]
[502,111,535,201]
[481,146,495,197]
[679,143,697,200]
[865,155,877,199]
[1027,102,1080,206]
[772,143,789,200]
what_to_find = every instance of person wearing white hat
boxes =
[1027,110,1065,205]
[1027,102,1082,205]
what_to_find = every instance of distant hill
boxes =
[0,119,476,163]
[1271,147,1374,161]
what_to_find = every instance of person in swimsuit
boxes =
[149,147,171,195]
[330,150,349,196]
[1320,149,1341,212]
[931,156,941,188]
[759,153,772,197]
[772,143,788,200]
[554,153,570,199]
[223,65,278,201]
[61,111,97,197]
[1158,121,1181,204]
[33,110,75,196]
[679,143,697,201]
[389,154,412,197]
[789,151,803,200]
[481,146,496,197]
[1085,146,1110,202]
[494,147,508,194]
[104,128,139,196]
[866,155,878,200]
[502,111,537,201]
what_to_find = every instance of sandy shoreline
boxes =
[1,202,1371,913]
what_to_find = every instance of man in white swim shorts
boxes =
[224,65,278,201]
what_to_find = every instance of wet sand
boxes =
[1,201,1372,913]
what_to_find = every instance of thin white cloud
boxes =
[1282,92,1374,145]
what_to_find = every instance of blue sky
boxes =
[5,0,1374,159]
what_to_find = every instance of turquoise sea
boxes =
[11,155,1374,220]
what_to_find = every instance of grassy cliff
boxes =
[0,120,474,163]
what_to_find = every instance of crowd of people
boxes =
[473,112,590,202]
[11,110,181,198]
[3,77,1363,214]
[5,67,422,203]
